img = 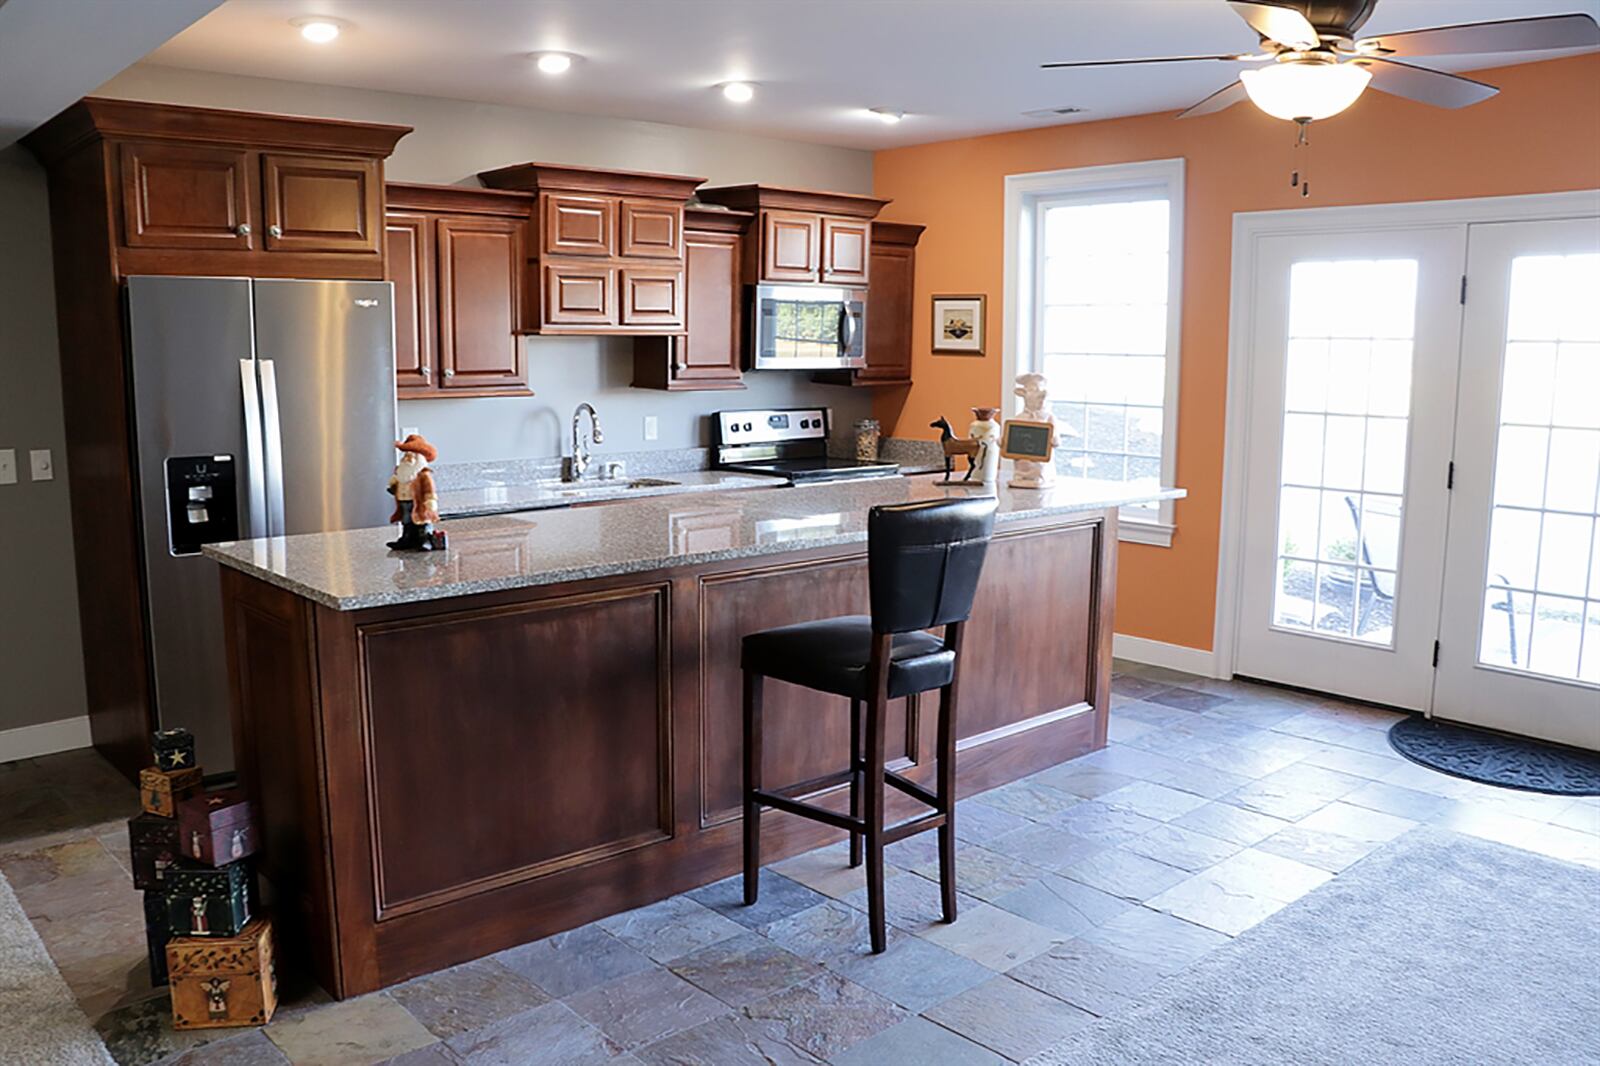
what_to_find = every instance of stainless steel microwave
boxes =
[751,283,867,371]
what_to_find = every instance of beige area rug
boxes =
[0,868,114,1065]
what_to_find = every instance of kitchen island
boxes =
[206,476,1182,998]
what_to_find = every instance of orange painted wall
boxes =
[871,54,1600,652]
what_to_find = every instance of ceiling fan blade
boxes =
[1354,57,1500,109]
[1178,80,1250,118]
[1356,13,1600,59]
[1041,53,1261,69]
[1228,1,1320,50]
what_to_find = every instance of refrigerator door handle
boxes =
[238,360,268,540]
[259,359,287,537]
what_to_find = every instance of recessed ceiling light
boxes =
[720,82,755,104]
[533,52,575,75]
[292,17,344,44]
[869,108,905,125]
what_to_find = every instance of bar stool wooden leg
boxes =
[936,682,958,924]
[849,698,863,869]
[864,690,889,953]
[743,670,763,906]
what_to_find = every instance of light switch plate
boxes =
[643,416,659,442]
[29,449,53,481]
[401,426,419,440]
[0,449,15,485]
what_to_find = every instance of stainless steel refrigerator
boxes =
[125,276,398,773]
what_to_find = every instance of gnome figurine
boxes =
[387,434,445,551]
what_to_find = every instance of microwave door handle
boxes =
[258,359,287,538]
[238,360,268,539]
[839,300,856,354]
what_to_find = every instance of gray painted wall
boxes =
[0,146,87,732]
[4,65,873,734]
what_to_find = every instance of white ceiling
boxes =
[0,0,222,148]
[140,0,1600,150]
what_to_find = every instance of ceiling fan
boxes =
[1042,2,1600,123]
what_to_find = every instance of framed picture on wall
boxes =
[932,294,985,355]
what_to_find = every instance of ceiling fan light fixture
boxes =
[869,107,905,125]
[1240,57,1372,122]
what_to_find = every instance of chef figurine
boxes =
[969,407,1002,487]
[1009,372,1071,490]
[387,434,445,551]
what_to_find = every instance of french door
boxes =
[1234,212,1600,748]
[1235,227,1466,710]
[1433,220,1600,750]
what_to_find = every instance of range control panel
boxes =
[165,455,239,556]
[715,408,830,445]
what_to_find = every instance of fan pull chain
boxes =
[1291,119,1312,199]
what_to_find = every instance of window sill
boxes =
[1118,519,1174,547]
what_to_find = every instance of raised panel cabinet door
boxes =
[620,268,684,329]
[261,154,381,255]
[618,199,683,260]
[543,262,616,326]
[118,141,255,250]
[858,241,914,383]
[821,216,870,285]
[542,194,614,257]
[676,230,742,383]
[385,213,435,393]
[761,210,819,282]
[437,217,524,389]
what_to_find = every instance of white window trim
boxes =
[1002,158,1185,546]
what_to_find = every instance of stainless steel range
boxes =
[714,407,899,483]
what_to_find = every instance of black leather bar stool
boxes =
[741,496,999,953]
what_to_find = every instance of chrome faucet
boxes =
[565,403,604,482]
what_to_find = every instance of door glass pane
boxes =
[1477,253,1600,684]
[1272,258,1417,645]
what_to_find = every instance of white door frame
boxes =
[1214,189,1600,685]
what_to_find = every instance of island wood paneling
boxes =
[221,508,1116,998]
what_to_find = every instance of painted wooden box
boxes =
[152,727,197,773]
[163,861,252,938]
[139,766,202,818]
[177,787,257,867]
[144,890,171,986]
[128,811,182,890]
[167,919,277,1029]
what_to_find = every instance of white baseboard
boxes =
[1112,634,1220,679]
[0,716,92,763]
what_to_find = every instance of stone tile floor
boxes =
[4,662,1597,1065]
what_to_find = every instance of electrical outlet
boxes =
[643,416,659,442]
[0,449,15,485]
[401,425,419,440]
[29,449,53,481]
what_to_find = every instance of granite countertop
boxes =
[437,469,782,518]
[204,477,1185,611]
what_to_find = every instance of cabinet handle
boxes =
[420,366,431,379]
[269,224,283,238]
[443,368,456,378]
[236,223,251,237]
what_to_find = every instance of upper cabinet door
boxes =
[437,217,524,390]
[761,210,819,282]
[619,267,684,329]
[543,263,616,327]
[119,142,255,250]
[542,194,614,257]
[385,213,435,393]
[821,217,870,286]
[677,229,743,383]
[261,154,382,255]
[619,200,683,260]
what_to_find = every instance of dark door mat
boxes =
[1389,716,1600,796]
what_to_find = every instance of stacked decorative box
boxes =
[127,728,278,1028]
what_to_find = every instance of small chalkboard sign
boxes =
[1000,419,1056,462]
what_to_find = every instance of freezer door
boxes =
[125,275,259,773]
[251,279,399,536]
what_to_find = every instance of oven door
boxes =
[751,284,866,370]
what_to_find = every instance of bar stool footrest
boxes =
[882,811,948,845]
[884,769,940,810]
[751,789,867,835]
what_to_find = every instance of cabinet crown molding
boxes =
[477,162,706,201]
[870,220,927,246]
[696,184,891,220]
[22,97,412,166]
[387,182,534,218]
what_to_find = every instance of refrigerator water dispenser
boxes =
[165,455,239,555]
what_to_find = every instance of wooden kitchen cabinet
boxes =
[694,185,889,288]
[821,216,871,285]
[633,207,750,391]
[855,221,924,385]
[478,162,704,334]
[118,141,256,251]
[762,210,820,282]
[261,154,382,255]
[386,183,533,399]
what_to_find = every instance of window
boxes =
[1005,159,1183,544]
